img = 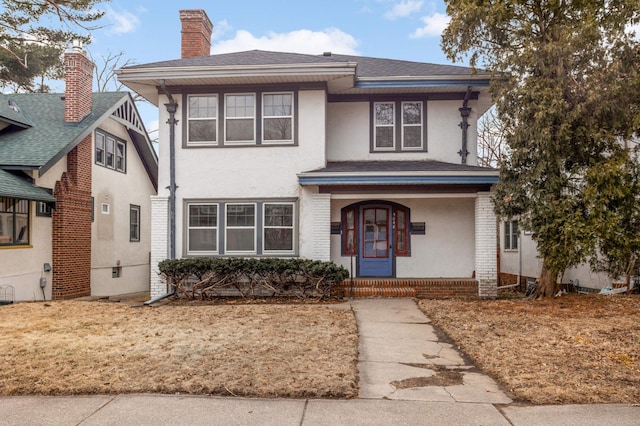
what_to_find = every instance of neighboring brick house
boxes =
[0,44,158,301]
[117,9,499,299]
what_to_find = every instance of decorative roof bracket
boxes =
[458,86,472,164]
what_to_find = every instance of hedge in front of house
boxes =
[158,257,349,300]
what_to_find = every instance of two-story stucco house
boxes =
[117,9,499,300]
[0,44,157,302]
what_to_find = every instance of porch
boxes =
[337,277,478,298]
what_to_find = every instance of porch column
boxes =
[312,193,331,261]
[475,192,497,298]
[150,195,170,298]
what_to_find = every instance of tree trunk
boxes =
[535,258,558,298]
[625,256,635,295]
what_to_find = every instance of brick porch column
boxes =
[150,196,170,298]
[475,191,497,299]
[312,193,331,261]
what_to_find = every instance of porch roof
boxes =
[0,170,56,203]
[297,161,499,186]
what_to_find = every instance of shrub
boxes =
[158,257,349,300]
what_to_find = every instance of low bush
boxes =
[158,257,349,300]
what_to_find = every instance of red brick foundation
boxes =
[52,137,92,300]
[338,278,478,298]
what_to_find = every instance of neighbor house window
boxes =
[0,197,29,245]
[129,204,140,242]
[263,203,294,253]
[187,203,218,254]
[263,92,293,143]
[187,95,217,145]
[372,100,426,152]
[95,130,126,173]
[225,94,255,144]
[504,220,519,250]
[226,203,256,252]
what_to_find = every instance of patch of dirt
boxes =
[392,364,464,388]
[418,294,640,404]
[0,301,358,398]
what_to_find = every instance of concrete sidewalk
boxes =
[1,298,637,425]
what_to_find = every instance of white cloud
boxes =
[104,6,140,35]
[211,28,359,55]
[410,12,450,38]
[212,20,232,40]
[385,0,424,20]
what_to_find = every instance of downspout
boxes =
[145,80,178,305]
[158,80,178,260]
[458,86,472,164]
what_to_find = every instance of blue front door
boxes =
[358,206,393,277]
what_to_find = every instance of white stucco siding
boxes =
[161,90,326,258]
[328,197,476,278]
[326,100,481,165]
[91,119,155,297]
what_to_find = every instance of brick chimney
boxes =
[64,40,94,123]
[180,9,213,58]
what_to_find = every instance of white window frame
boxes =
[262,202,295,254]
[187,94,218,146]
[373,101,396,151]
[129,204,140,242]
[96,130,126,173]
[262,92,294,144]
[186,203,219,255]
[95,131,105,165]
[115,140,126,172]
[504,220,519,251]
[224,93,256,145]
[225,203,257,254]
[401,101,424,150]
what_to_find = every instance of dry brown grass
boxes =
[0,300,358,398]
[418,294,640,405]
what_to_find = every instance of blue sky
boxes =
[82,0,456,138]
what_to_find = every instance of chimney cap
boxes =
[71,39,83,52]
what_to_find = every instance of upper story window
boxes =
[372,100,426,153]
[187,95,218,145]
[184,89,297,147]
[95,130,126,173]
[0,197,29,246]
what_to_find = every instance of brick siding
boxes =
[338,278,478,298]
[475,192,498,298]
[180,10,213,59]
[52,137,92,300]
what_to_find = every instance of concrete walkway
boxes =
[0,298,638,425]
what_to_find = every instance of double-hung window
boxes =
[187,95,217,145]
[225,203,256,252]
[504,220,519,251]
[186,200,297,256]
[225,94,255,144]
[263,92,293,143]
[187,204,218,255]
[95,130,126,172]
[372,100,425,152]
[129,204,140,242]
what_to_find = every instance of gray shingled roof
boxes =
[0,169,56,202]
[0,92,126,169]
[0,96,33,128]
[122,49,487,79]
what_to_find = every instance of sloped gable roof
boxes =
[0,92,157,189]
[0,169,56,203]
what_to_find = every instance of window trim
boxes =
[129,204,141,242]
[400,101,424,151]
[504,220,519,251]
[395,207,410,256]
[262,202,296,255]
[186,202,219,256]
[0,197,30,246]
[186,94,219,146]
[373,101,396,151]
[370,99,427,153]
[225,203,257,254]
[183,88,299,148]
[224,93,256,145]
[262,91,295,145]
[95,129,127,173]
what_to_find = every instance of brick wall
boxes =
[150,196,170,298]
[64,48,94,123]
[475,192,498,299]
[312,193,331,261]
[52,136,92,300]
[180,10,213,59]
